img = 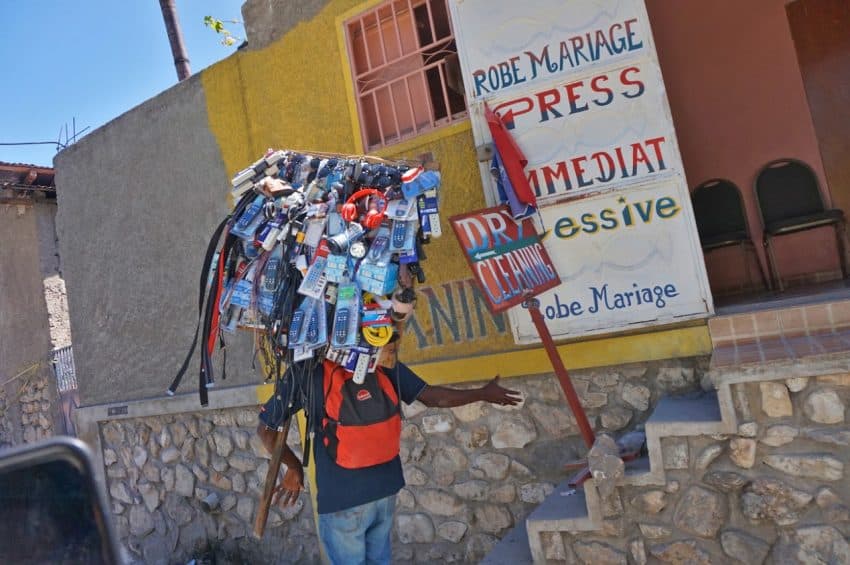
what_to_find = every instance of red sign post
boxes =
[450,206,595,449]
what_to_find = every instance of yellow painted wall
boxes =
[201,0,710,380]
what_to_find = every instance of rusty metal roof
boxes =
[0,161,55,190]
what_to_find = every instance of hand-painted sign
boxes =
[507,181,709,343]
[450,2,648,100]
[485,61,672,205]
[450,206,561,313]
[448,0,713,342]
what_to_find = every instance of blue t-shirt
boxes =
[259,361,426,514]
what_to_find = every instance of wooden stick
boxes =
[253,418,291,539]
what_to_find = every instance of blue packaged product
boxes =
[389,220,409,252]
[231,195,266,240]
[230,279,253,309]
[298,253,328,299]
[258,247,283,315]
[402,169,440,199]
[305,298,328,350]
[326,211,345,237]
[242,239,259,259]
[288,298,310,347]
[386,198,415,221]
[219,279,234,311]
[389,220,416,252]
[258,293,275,316]
[331,283,361,348]
[368,227,390,263]
[207,251,220,289]
[263,247,283,292]
[325,254,349,283]
[356,262,399,296]
[398,247,418,265]
[417,190,442,238]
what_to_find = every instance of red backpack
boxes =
[321,360,401,469]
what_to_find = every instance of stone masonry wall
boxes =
[99,407,319,564]
[97,357,704,564]
[16,370,55,443]
[391,359,704,563]
[0,364,56,448]
[538,372,850,564]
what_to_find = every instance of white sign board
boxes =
[448,0,713,342]
[512,181,709,342]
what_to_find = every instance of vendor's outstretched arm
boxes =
[417,376,521,408]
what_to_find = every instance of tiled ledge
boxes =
[708,299,850,348]
[710,328,850,368]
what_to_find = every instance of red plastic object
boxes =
[344,188,387,226]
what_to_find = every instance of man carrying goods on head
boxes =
[165,149,519,562]
[256,339,520,564]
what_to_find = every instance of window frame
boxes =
[340,0,468,152]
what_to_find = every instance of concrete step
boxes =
[647,390,722,429]
[627,390,729,487]
[624,453,651,477]
[481,516,532,565]
[525,479,597,562]
[520,390,735,562]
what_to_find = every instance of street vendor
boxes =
[256,337,520,564]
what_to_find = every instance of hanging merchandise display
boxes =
[169,149,442,406]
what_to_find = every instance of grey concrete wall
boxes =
[241,0,331,50]
[54,75,256,407]
[0,200,61,445]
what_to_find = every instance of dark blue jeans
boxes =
[318,495,396,565]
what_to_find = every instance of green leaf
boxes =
[204,14,242,47]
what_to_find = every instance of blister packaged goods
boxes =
[171,149,443,404]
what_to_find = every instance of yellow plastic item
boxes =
[362,325,392,347]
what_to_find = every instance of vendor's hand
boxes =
[480,376,522,406]
[273,465,304,507]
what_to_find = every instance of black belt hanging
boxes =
[168,191,254,404]
[301,357,321,468]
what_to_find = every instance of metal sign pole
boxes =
[523,297,595,449]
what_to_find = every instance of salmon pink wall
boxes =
[645,0,839,293]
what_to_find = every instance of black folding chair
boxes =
[692,178,769,291]
[755,158,847,291]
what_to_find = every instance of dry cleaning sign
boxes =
[450,206,560,313]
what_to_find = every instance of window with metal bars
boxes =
[345,0,467,151]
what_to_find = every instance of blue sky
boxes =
[2,1,245,167]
